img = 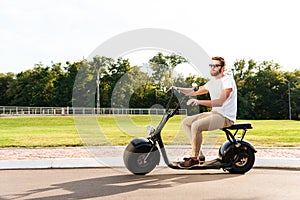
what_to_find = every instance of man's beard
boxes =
[210,68,222,77]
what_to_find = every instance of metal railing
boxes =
[0,106,187,116]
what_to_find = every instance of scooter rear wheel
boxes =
[227,146,255,174]
[123,143,160,175]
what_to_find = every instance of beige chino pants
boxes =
[182,112,234,157]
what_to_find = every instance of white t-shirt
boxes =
[204,75,237,121]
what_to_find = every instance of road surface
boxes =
[0,168,299,200]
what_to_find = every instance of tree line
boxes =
[0,52,299,119]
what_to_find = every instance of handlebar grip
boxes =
[193,86,199,91]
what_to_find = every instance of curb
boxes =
[254,157,300,170]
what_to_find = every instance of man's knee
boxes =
[182,116,191,127]
[191,122,202,133]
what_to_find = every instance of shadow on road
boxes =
[11,171,240,199]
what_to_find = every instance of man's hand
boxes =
[187,99,198,106]
[167,86,174,92]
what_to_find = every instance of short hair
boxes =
[212,56,226,67]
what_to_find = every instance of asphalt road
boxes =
[1,168,299,200]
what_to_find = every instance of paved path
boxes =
[1,168,299,200]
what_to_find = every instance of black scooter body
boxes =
[124,123,256,174]
[123,89,257,175]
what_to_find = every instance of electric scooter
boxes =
[123,87,256,175]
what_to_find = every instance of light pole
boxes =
[96,68,100,114]
[96,60,108,115]
[284,78,292,120]
[287,80,292,120]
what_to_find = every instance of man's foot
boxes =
[179,157,199,168]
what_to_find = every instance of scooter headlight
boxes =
[147,125,155,135]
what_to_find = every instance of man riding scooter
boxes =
[173,56,237,168]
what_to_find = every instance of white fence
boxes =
[0,106,187,116]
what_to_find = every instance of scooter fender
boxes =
[129,138,155,150]
[219,140,256,161]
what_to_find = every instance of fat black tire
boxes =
[123,143,160,175]
[227,146,255,174]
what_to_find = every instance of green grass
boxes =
[240,120,300,147]
[0,116,299,147]
[0,116,81,147]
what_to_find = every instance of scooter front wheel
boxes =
[123,143,160,175]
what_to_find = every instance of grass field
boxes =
[0,115,299,147]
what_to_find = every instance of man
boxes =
[174,56,237,168]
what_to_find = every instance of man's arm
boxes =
[177,86,209,96]
[197,88,232,107]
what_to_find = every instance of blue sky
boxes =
[1,0,300,73]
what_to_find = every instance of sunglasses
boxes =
[209,64,223,68]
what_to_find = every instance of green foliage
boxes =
[52,61,80,106]
[6,63,61,106]
[149,52,187,89]
[231,59,300,119]
[0,72,14,105]
[0,55,299,119]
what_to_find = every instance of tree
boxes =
[249,62,286,119]
[72,59,97,108]
[90,56,114,110]
[231,59,299,119]
[0,72,15,105]
[149,52,187,90]
[231,59,257,119]
[52,61,80,106]
[0,56,298,120]
[111,66,148,108]
[7,64,60,106]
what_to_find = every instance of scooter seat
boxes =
[226,122,252,130]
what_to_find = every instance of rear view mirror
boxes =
[192,82,199,91]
